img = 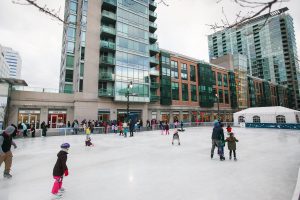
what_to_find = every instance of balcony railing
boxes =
[149,33,158,43]
[149,11,157,21]
[102,0,117,7]
[98,88,115,97]
[101,10,116,21]
[100,26,116,36]
[150,56,159,65]
[149,22,157,33]
[99,72,115,81]
[100,40,116,50]
[150,44,159,53]
[149,0,157,11]
[150,68,159,76]
[100,56,115,65]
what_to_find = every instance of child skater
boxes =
[85,126,91,139]
[225,132,239,161]
[85,137,94,146]
[165,122,170,135]
[172,130,181,145]
[51,143,70,199]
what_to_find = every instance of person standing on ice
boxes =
[0,126,17,178]
[225,132,239,161]
[211,122,225,161]
[51,143,70,199]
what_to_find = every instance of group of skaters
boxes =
[211,121,239,161]
[0,119,238,199]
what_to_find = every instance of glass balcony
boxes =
[101,10,116,23]
[150,56,159,67]
[150,82,159,89]
[149,11,157,22]
[100,40,116,51]
[100,55,115,66]
[150,95,160,102]
[150,43,159,56]
[98,88,115,97]
[149,68,159,76]
[101,0,117,10]
[149,0,157,11]
[99,72,115,81]
[100,26,116,37]
[149,22,157,33]
[149,33,158,43]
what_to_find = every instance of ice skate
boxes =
[229,156,232,160]
[51,193,62,199]
[59,187,65,193]
[234,157,237,161]
[3,172,12,179]
[211,154,213,159]
[178,142,181,145]
[172,142,174,145]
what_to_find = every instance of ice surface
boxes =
[0,127,300,200]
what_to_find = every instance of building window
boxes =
[172,82,179,100]
[224,90,229,104]
[65,70,73,82]
[191,85,197,102]
[212,71,216,85]
[238,116,245,123]
[64,84,73,94]
[296,115,300,123]
[218,89,223,103]
[253,116,260,123]
[161,56,170,64]
[69,1,77,13]
[218,73,222,86]
[66,55,74,68]
[162,67,170,76]
[181,63,188,80]
[223,74,228,87]
[190,65,196,82]
[171,61,178,78]
[67,41,75,53]
[276,115,286,124]
[182,83,189,101]
[67,27,76,40]
[80,63,84,77]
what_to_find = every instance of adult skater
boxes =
[0,126,17,178]
[211,122,225,161]
[51,143,70,199]
[129,119,135,137]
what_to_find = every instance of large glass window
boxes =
[218,73,222,86]
[69,1,77,13]
[182,83,189,101]
[66,55,74,68]
[224,90,229,104]
[80,63,84,77]
[190,65,196,82]
[181,63,188,80]
[212,71,216,85]
[172,82,179,100]
[116,51,149,69]
[67,27,76,40]
[218,89,223,103]
[223,74,228,87]
[65,70,73,82]
[117,37,148,55]
[117,9,148,29]
[118,0,148,16]
[171,61,178,79]
[191,85,197,101]
[67,41,75,53]
[68,14,76,24]
[162,67,170,76]
[64,84,73,93]
[161,56,170,64]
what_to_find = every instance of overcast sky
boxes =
[0,0,299,89]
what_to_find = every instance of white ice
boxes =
[0,127,300,200]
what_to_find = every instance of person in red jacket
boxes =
[51,143,70,199]
[226,125,232,135]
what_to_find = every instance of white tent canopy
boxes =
[233,106,300,126]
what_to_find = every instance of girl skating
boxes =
[51,143,70,199]
[172,130,181,145]
[225,132,239,161]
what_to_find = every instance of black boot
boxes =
[211,154,213,159]
[3,171,12,178]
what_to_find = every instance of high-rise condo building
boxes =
[208,7,300,110]
[1,46,22,79]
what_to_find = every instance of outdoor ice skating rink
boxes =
[0,127,300,200]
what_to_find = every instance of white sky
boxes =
[0,0,299,89]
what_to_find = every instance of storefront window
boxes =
[161,112,170,122]
[182,112,189,122]
[98,111,110,122]
[18,109,41,129]
[172,112,180,122]
[48,110,67,128]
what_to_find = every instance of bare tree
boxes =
[208,0,290,31]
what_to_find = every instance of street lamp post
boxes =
[126,81,133,122]
[215,93,220,121]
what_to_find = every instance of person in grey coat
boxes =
[211,122,225,160]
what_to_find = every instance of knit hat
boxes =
[61,143,70,149]
[5,126,16,135]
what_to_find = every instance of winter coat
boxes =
[211,124,224,141]
[53,150,68,177]
[225,136,239,150]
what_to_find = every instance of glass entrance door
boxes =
[51,115,58,128]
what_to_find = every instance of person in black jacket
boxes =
[211,122,225,161]
[0,126,17,178]
[129,119,135,137]
[51,143,70,198]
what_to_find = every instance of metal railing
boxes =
[99,72,115,81]
[98,88,115,97]
[100,55,115,65]
[101,10,116,20]
[100,26,116,35]
[100,40,116,50]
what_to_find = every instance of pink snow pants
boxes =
[51,176,63,194]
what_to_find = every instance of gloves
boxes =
[64,169,69,176]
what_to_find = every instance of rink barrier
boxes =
[12,122,235,138]
[292,167,300,200]
[246,123,300,130]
